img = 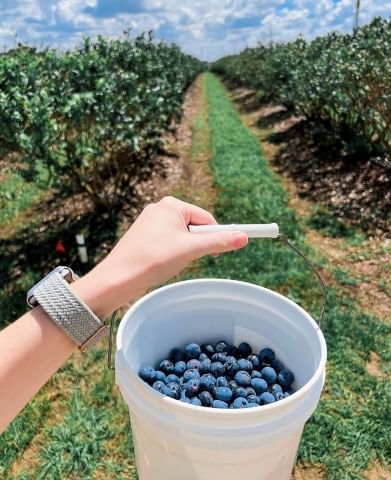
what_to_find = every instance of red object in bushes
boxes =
[55,240,66,254]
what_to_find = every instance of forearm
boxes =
[0,267,144,433]
[0,306,76,433]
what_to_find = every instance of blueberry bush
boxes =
[213,18,390,157]
[0,33,204,207]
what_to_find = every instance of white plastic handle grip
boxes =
[188,223,279,238]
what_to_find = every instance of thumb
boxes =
[191,230,248,257]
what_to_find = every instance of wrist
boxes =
[70,260,148,318]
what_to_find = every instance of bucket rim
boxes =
[116,278,327,416]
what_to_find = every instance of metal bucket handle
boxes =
[107,224,327,370]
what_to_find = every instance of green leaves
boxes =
[0,35,204,206]
[213,17,390,157]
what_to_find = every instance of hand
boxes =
[72,196,248,317]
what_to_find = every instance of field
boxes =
[1,24,390,480]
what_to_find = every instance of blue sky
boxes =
[0,0,390,60]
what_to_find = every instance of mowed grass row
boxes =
[195,73,390,479]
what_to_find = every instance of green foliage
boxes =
[0,162,48,226]
[0,35,204,206]
[213,18,391,157]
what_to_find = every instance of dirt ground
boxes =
[230,88,390,236]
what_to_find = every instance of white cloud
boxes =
[56,0,97,22]
[0,0,390,58]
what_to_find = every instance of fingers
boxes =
[159,196,217,226]
[191,230,248,257]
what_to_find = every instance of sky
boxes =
[0,0,390,61]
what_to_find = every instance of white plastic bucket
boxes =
[115,279,327,480]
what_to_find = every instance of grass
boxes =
[306,206,370,249]
[1,73,390,479]
[0,163,48,227]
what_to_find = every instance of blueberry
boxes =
[170,347,186,363]
[226,344,240,357]
[154,370,167,383]
[234,370,251,387]
[215,340,229,353]
[199,358,211,374]
[238,342,252,357]
[212,353,227,363]
[216,376,228,388]
[159,359,174,375]
[238,358,253,373]
[250,378,268,395]
[259,392,276,405]
[200,373,216,394]
[271,383,283,394]
[174,361,187,376]
[191,396,202,406]
[259,347,275,365]
[233,387,248,399]
[232,397,248,409]
[228,379,239,393]
[199,390,214,407]
[185,343,201,359]
[213,399,229,409]
[164,382,181,400]
[185,378,200,397]
[201,343,215,356]
[210,361,225,378]
[271,359,285,373]
[215,387,233,403]
[283,392,291,399]
[247,394,260,404]
[273,391,285,401]
[166,374,180,384]
[199,353,209,361]
[247,354,260,369]
[187,359,201,371]
[246,387,257,397]
[261,367,277,385]
[180,393,192,404]
[183,368,200,382]
[152,380,166,393]
[247,402,259,408]
[224,356,240,377]
[278,369,295,389]
[251,370,262,379]
[139,364,156,384]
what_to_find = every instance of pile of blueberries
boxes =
[138,340,295,409]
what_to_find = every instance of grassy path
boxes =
[1,73,390,479]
